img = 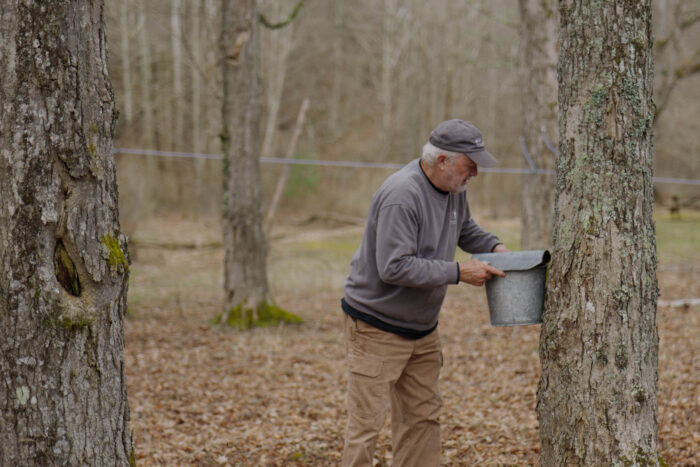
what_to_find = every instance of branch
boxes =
[675,51,700,80]
[655,50,700,121]
[655,8,700,52]
[680,11,700,30]
[259,0,305,30]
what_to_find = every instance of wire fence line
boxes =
[113,147,700,186]
[114,147,698,304]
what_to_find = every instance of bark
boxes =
[0,1,132,465]
[518,0,557,250]
[221,0,270,312]
[538,1,659,465]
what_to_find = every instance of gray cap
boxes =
[429,119,498,168]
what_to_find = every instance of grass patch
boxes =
[655,211,700,262]
[300,239,360,257]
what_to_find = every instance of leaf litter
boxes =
[124,217,698,466]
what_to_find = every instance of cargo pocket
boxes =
[347,354,387,420]
[349,354,382,378]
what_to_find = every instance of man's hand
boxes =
[459,258,506,286]
[492,244,509,253]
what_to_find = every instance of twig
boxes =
[130,239,222,250]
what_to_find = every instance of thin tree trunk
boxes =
[265,97,310,233]
[192,0,205,215]
[120,0,133,123]
[221,0,270,313]
[260,2,294,158]
[518,0,557,250]
[138,1,154,148]
[380,0,398,153]
[136,1,156,215]
[171,0,184,150]
[328,0,344,138]
[191,0,203,153]
[0,1,132,464]
[538,1,659,465]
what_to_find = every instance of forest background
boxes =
[108,0,699,224]
[104,0,698,465]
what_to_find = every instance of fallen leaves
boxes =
[123,218,699,466]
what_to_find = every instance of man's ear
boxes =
[436,154,448,168]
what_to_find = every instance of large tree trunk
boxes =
[537,1,659,465]
[221,0,270,314]
[518,0,557,250]
[0,1,133,465]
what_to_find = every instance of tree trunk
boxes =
[537,1,659,465]
[138,1,155,148]
[119,0,133,123]
[265,97,310,234]
[0,1,133,465]
[518,0,557,250]
[192,0,206,216]
[191,0,203,153]
[328,0,344,138]
[221,0,270,313]
[171,0,184,150]
[379,0,408,155]
[653,0,700,121]
[260,1,295,158]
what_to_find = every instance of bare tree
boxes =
[518,0,557,249]
[0,1,133,464]
[260,1,296,158]
[379,0,412,153]
[328,0,345,137]
[137,0,155,148]
[220,0,271,322]
[120,0,133,123]
[538,1,659,465]
[218,0,302,327]
[171,0,184,149]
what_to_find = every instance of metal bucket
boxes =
[471,250,551,326]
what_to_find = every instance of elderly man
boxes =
[341,119,508,466]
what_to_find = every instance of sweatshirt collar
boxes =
[418,160,449,195]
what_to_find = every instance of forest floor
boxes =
[123,213,699,466]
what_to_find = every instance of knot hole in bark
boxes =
[54,240,81,296]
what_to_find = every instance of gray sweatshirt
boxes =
[343,159,501,331]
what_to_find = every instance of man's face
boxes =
[442,154,478,193]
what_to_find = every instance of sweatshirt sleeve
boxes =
[458,216,501,253]
[374,204,458,288]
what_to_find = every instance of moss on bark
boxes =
[213,301,302,330]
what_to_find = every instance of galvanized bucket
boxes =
[471,250,551,326]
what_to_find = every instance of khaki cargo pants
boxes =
[342,314,443,467]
